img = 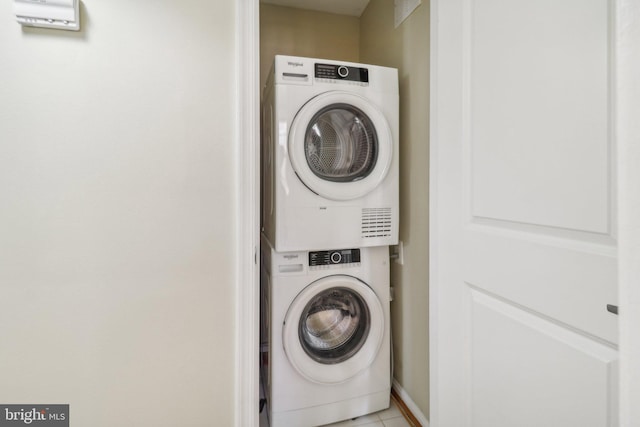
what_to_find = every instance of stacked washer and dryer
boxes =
[260,55,399,427]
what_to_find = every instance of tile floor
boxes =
[259,399,412,427]
[321,399,411,427]
[259,372,412,427]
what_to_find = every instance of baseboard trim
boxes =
[391,379,430,427]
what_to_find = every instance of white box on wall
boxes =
[394,0,421,28]
[15,0,80,31]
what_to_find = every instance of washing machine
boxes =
[262,55,399,252]
[260,235,391,427]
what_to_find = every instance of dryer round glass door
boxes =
[283,275,385,384]
[289,91,393,201]
[304,104,378,183]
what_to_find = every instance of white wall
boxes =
[0,1,238,426]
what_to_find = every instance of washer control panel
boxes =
[314,63,369,83]
[309,248,361,267]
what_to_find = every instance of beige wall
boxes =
[361,0,430,419]
[260,4,360,90]
[0,1,238,426]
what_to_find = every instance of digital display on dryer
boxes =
[309,249,361,266]
[315,63,369,83]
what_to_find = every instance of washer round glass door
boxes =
[282,275,385,384]
[288,91,393,201]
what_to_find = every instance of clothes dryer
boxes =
[262,55,399,252]
[260,235,391,427]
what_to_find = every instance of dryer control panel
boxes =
[309,249,361,266]
[315,63,369,83]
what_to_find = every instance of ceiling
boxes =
[260,0,371,17]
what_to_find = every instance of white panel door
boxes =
[430,0,619,426]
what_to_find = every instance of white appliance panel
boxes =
[260,236,391,426]
[262,55,399,252]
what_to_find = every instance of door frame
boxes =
[236,0,260,426]
[616,1,640,425]
[429,0,640,425]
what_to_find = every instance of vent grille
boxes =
[362,208,392,239]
